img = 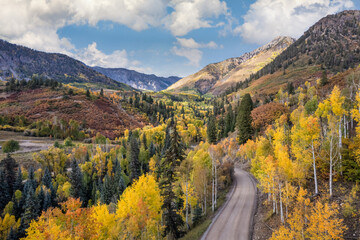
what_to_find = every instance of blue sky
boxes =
[0,0,358,77]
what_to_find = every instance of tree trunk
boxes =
[339,118,343,176]
[329,135,333,197]
[311,140,318,195]
[279,183,284,223]
[185,181,189,229]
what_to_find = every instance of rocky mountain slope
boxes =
[93,66,180,91]
[227,10,360,102]
[167,36,295,95]
[0,39,133,90]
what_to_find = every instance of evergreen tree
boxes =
[286,82,295,94]
[207,115,217,144]
[0,170,10,211]
[101,174,116,204]
[129,136,140,183]
[37,187,45,215]
[236,93,254,144]
[50,184,57,207]
[0,155,18,196]
[100,88,104,97]
[192,205,203,226]
[149,141,156,158]
[27,167,37,192]
[217,115,225,140]
[320,70,328,86]
[142,133,147,149]
[7,227,16,240]
[69,160,84,201]
[159,121,185,239]
[43,192,51,211]
[224,105,234,137]
[14,168,23,192]
[19,187,38,238]
[86,89,91,98]
[42,167,52,189]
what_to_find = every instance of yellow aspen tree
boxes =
[306,201,347,240]
[115,174,163,239]
[316,86,345,196]
[291,108,321,194]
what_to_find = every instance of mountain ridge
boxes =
[92,66,180,91]
[167,36,295,95]
[0,39,133,90]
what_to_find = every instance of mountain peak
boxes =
[167,37,294,95]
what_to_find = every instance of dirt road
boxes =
[202,168,257,240]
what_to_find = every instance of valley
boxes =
[0,8,359,240]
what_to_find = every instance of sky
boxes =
[0,0,358,78]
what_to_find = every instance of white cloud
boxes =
[74,42,154,74]
[235,0,355,44]
[172,47,203,67]
[173,37,219,66]
[75,42,130,68]
[176,38,218,49]
[0,0,230,72]
[0,0,168,54]
[166,0,229,36]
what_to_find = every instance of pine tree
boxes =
[237,93,254,144]
[149,141,156,158]
[224,105,234,137]
[86,89,91,98]
[0,170,11,211]
[320,70,328,86]
[69,160,84,201]
[142,133,147,149]
[207,115,217,143]
[7,227,16,240]
[0,155,18,196]
[37,187,45,215]
[100,88,104,97]
[42,167,52,189]
[27,167,37,192]
[101,174,116,204]
[159,121,185,239]
[43,191,51,211]
[14,168,23,192]
[217,115,225,140]
[129,136,140,183]
[19,186,38,238]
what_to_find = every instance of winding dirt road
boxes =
[202,168,257,240]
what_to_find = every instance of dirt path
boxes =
[202,168,257,240]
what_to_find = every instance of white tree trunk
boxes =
[185,181,189,229]
[279,183,284,223]
[311,140,318,194]
[329,135,334,197]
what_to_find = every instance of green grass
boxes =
[180,219,212,240]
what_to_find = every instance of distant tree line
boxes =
[5,75,62,92]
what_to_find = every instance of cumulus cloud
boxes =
[0,0,168,54]
[235,0,355,44]
[176,37,218,49]
[0,0,229,69]
[166,0,228,36]
[172,37,220,66]
[172,47,203,67]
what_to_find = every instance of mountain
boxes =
[93,67,180,91]
[0,39,133,90]
[227,10,360,101]
[167,36,295,95]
